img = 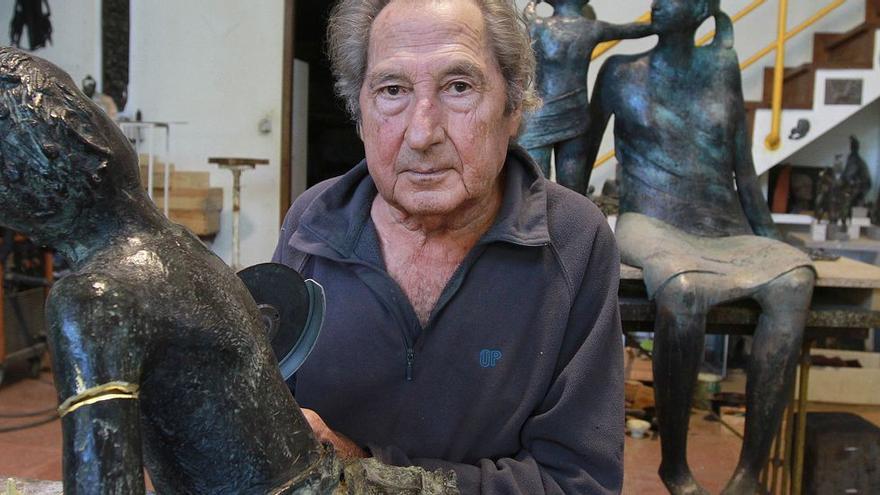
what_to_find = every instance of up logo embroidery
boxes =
[479,349,503,368]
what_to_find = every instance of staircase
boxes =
[749,0,880,176]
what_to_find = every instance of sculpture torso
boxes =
[47,221,321,493]
[530,15,599,100]
[602,47,753,237]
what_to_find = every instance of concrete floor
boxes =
[0,361,876,494]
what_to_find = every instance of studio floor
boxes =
[0,360,877,494]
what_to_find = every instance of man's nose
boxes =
[404,95,444,151]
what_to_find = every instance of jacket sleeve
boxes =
[368,223,624,494]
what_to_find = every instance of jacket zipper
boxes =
[405,348,415,381]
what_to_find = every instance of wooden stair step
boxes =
[813,23,877,69]
[762,63,815,110]
[150,188,223,211]
[169,210,220,237]
[867,0,880,26]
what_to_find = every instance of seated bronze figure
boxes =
[585,2,815,494]
[521,0,652,194]
[0,47,456,494]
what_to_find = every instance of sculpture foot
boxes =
[658,464,710,495]
[719,469,760,495]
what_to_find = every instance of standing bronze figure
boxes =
[520,0,652,194]
[585,2,815,494]
[0,47,456,494]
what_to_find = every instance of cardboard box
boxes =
[798,349,880,405]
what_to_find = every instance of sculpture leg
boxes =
[653,274,711,495]
[722,267,814,495]
[525,145,552,179]
[554,135,589,195]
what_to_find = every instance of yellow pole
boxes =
[793,339,812,495]
[741,0,847,71]
[592,150,616,170]
[765,0,789,151]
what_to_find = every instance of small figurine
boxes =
[843,135,871,207]
[520,0,653,194]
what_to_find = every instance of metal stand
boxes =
[208,158,269,270]
[119,121,185,217]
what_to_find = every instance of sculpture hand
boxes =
[301,408,368,459]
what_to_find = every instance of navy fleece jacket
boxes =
[272,147,624,494]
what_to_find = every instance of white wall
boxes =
[0,0,102,87]
[129,0,285,267]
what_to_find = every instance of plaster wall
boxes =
[128,0,285,268]
[0,0,102,88]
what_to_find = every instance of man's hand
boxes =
[301,408,368,459]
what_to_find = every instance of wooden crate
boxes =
[799,349,880,405]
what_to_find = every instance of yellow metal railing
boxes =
[740,0,848,70]
[765,0,790,150]
[593,0,851,168]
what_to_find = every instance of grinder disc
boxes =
[237,263,325,380]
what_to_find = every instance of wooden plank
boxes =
[207,157,269,167]
[143,171,210,190]
[150,188,223,211]
[169,210,220,236]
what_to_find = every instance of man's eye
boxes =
[382,86,402,97]
[450,82,471,94]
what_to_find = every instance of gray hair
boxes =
[327,0,539,122]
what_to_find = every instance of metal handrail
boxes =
[593,0,850,168]
[697,0,768,46]
[765,0,790,150]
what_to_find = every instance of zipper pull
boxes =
[405,349,415,381]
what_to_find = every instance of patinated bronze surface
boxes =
[585,2,815,494]
[0,47,457,494]
[520,0,652,194]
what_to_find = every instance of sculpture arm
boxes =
[732,75,782,239]
[46,274,146,495]
[367,224,624,494]
[594,21,654,44]
[583,60,617,189]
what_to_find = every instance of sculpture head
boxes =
[327,0,538,124]
[0,47,142,242]
[651,0,720,34]
[81,75,96,98]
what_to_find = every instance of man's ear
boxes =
[508,107,523,139]
[356,120,363,141]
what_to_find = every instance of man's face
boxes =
[359,0,521,218]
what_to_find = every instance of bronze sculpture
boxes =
[0,47,456,494]
[520,0,652,194]
[584,2,815,494]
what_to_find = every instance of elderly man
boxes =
[273,0,623,493]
